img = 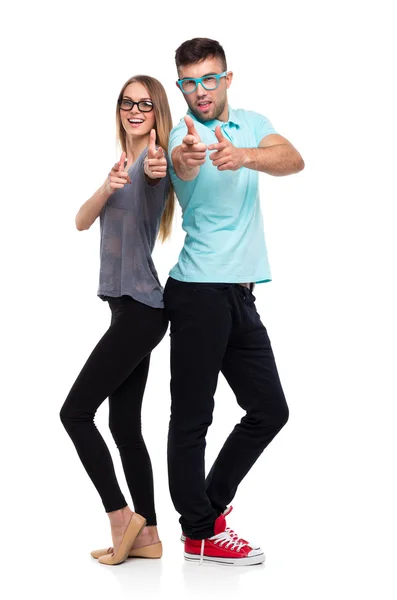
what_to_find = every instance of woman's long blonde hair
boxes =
[116,75,175,242]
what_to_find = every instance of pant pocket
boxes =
[194,284,230,295]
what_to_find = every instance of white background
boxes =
[1,1,396,598]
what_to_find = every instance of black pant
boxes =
[60,296,168,524]
[164,278,289,539]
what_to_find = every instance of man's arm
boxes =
[209,127,304,176]
[172,146,201,181]
[171,116,207,181]
[243,134,304,176]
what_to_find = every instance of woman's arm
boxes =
[75,183,112,231]
[144,130,168,186]
[75,153,131,230]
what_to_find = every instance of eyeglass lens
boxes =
[119,99,154,112]
[181,75,219,93]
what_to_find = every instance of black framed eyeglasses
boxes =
[118,98,154,112]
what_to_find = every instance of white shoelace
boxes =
[199,529,248,565]
[225,527,241,542]
[200,539,205,565]
[226,526,258,549]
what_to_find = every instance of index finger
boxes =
[149,129,156,157]
[118,151,126,170]
[207,143,224,151]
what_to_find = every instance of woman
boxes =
[60,75,174,565]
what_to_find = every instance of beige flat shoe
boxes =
[96,513,146,565]
[91,541,162,560]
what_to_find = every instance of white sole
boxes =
[184,551,265,566]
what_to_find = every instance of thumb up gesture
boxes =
[144,129,168,179]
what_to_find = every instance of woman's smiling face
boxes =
[119,81,156,138]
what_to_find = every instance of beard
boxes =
[189,95,228,122]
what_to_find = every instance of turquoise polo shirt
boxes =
[168,106,276,283]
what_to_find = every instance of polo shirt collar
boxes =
[187,106,241,130]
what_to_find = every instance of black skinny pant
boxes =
[164,278,289,539]
[60,296,168,524]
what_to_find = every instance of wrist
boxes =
[178,161,200,181]
[239,148,250,168]
[102,179,114,197]
[177,146,189,168]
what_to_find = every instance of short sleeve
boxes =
[248,111,277,146]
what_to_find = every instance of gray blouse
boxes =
[97,148,170,309]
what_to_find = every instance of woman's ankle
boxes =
[134,525,160,545]
[107,505,133,527]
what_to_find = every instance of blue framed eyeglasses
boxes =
[177,71,228,95]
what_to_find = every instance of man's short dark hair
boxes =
[175,38,227,72]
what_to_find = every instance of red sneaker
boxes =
[184,514,265,566]
[180,506,259,549]
[180,506,233,542]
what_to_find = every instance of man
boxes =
[164,38,304,566]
